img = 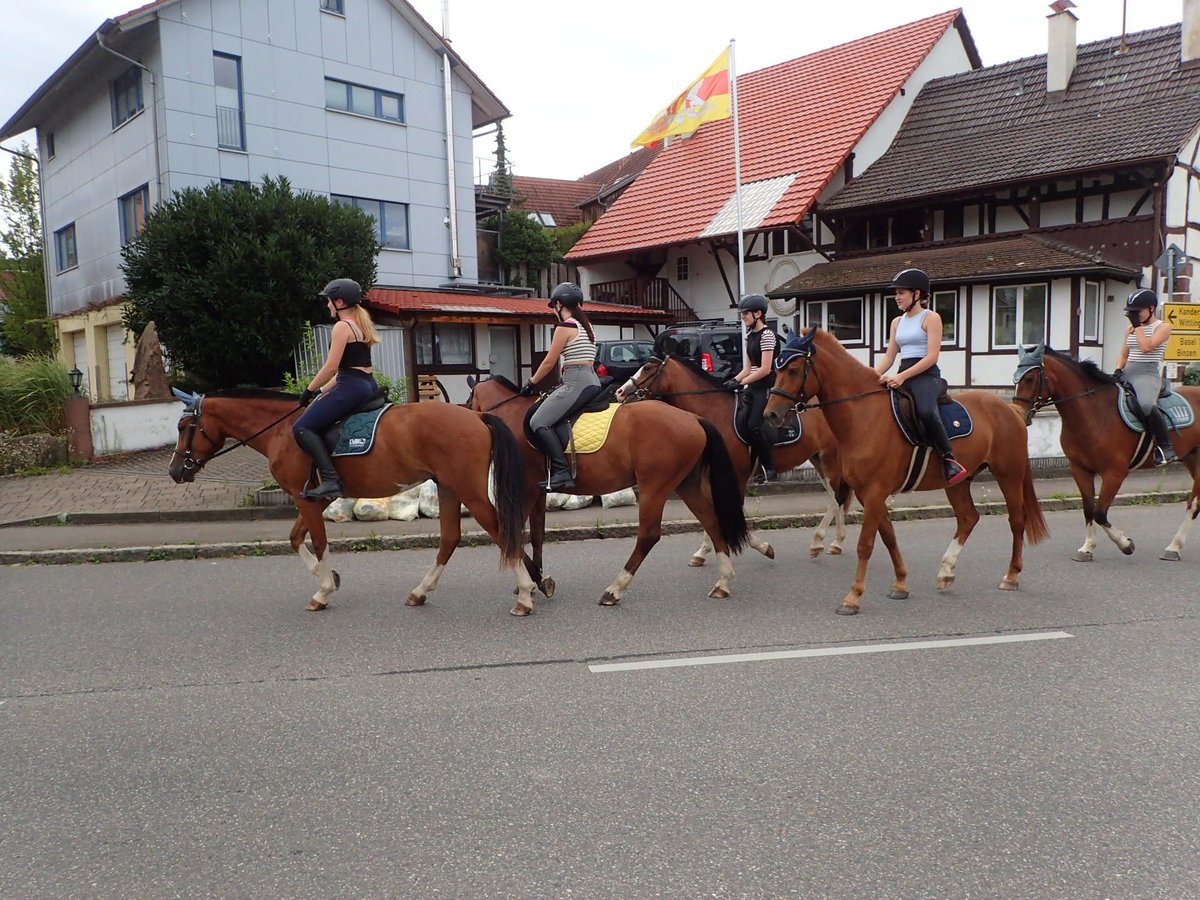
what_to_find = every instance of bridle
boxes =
[769,348,888,417]
[621,357,735,402]
[172,395,299,474]
[1011,364,1103,425]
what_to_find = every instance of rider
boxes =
[874,268,969,486]
[522,282,599,491]
[292,278,380,500]
[1115,288,1177,464]
[724,293,778,483]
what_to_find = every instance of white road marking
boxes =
[588,631,1073,673]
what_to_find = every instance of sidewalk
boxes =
[0,445,1194,564]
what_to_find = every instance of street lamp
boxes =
[68,367,83,396]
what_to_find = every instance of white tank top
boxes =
[558,319,597,365]
[896,308,930,360]
[1125,321,1165,365]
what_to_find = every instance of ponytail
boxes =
[349,305,379,345]
[571,307,595,343]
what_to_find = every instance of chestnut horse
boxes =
[466,376,749,609]
[1012,344,1200,561]
[765,328,1048,615]
[617,354,853,560]
[168,391,534,613]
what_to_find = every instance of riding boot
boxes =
[533,427,575,491]
[1146,409,1179,465]
[942,453,969,487]
[295,427,344,500]
[753,435,778,484]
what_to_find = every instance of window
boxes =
[527,211,556,227]
[416,323,473,367]
[931,289,957,344]
[993,284,1048,348]
[332,194,409,249]
[325,78,404,123]
[320,0,344,12]
[769,229,798,257]
[805,297,864,344]
[54,224,78,272]
[111,66,143,129]
[214,53,245,150]
[676,256,689,281]
[1082,280,1101,343]
[119,185,150,245]
[46,132,55,159]
[943,206,964,240]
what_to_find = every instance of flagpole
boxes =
[730,38,748,369]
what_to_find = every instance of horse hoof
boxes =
[997,579,1019,591]
[1121,541,1135,556]
[332,570,341,590]
[540,577,556,598]
[888,588,910,600]
[1072,551,1093,563]
[688,556,706,567]
[1160,549,1182,561]
[405,593,426,607]
[936,577,954,591]
[828,546,844,556]
[763,545,775,560]
[809,547,823,559]
[305,600,328,612]
[835,604,860,616]
[598,592,620,607]
[509,604,532,617]
[708,587,730,599]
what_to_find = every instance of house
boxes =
[565,10,982,337]
[0,0,514,401]
[771,6,1200,387]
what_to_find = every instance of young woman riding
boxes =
[874,268,969,486]
[1115,288,1177,464]
[724,293,778,483]
[292,278,380,500]
[522,282,599,491]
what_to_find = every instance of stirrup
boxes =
[303,478,344,500]
[1155,445,1178,466]
[943,459,969,486]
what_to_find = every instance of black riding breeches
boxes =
[899,362,953,458]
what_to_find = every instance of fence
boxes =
[294,323,410,399]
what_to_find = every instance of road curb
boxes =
[1,490,1189,566]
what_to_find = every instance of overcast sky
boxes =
[0,0,1187,182]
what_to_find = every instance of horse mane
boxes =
[668,354,728,387]
[1043,347,1121,385]
[488,374,521,393]
[208,388,301,401]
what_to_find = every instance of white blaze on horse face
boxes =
[617,378,636,400]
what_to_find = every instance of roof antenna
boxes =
[1119,0,1128,54]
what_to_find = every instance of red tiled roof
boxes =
[567,10,970,261]
[365,288,671,323]
[578,147,663,201]
[510,176,599,226]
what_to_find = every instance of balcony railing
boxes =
[589,277,699,322]
[217,105,245,150]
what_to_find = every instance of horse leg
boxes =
[689,533,713,567]
[1093,468,1135,557]
[526,493,555,597]
[936,482,980,590]
[456,491,536,617]
[599,487,668,607]
[809,475,841,557]
[1161,465,1200,561]
[674,480,736,599]
[404,490,463,608]
[1069,463,1100,561]
[875,513,909,599]
[293,502,338,611]
[990,470,1029,590]
[839,490,890,615]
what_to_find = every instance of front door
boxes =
[489,325,518,384]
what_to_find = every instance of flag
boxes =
[631,47,732,149]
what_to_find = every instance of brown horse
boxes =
[617,353,853,560]
[466,376,749,610]
[168,390,534,613]
[765,327,1048,615]
[1012,344,1200,561]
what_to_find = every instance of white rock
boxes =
[601,488,638,509]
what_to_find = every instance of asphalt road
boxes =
[3,506,1198,898]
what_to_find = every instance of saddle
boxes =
[889,379,973,447]
[322,388,391,457]
[732,390,802,448]
[523,379,617,452]
[1115,376,1195,434]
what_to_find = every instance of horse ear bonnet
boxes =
[775,330,815,369]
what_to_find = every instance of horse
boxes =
[1012,344,1200,561]
[466,376,750,610]
[167,390,535,614]
[765,327,1048,615]
[617,353,853,561]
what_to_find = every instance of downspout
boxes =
[440,1,462,279]
[96,28,164,204]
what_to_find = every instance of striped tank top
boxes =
[559,318,597,365]
[1125,321,1166,365]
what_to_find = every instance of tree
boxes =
[121,177,379,388]
[487,205,558,288]
[0,146,54,357]
[491,124,513,199]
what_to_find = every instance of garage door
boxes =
[106,325,128,401]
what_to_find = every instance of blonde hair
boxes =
[345,305,379,345]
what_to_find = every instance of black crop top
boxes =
[338,335,372,370]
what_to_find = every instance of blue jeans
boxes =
[293,369,378,435]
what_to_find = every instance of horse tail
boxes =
[481,413,527,563]
[1021,459,1050,545]
[699,419,750,554]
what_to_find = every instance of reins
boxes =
[175,398,302,473]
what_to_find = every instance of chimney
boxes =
[1185,0,1200,68]
[1046,1,1078,97]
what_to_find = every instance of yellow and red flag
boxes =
[631,47,732,149]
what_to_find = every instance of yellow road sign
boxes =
[1163,302,1200,331]
[1165,330,1200,361]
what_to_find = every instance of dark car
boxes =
[594,340,656,381]
[655,318,785,378]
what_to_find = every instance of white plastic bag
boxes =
[562,493,594,510]
[387,485,422,521]
[353,497,389,521]
[544,492,569,510]
[322,497,357,522]
[601,488,638,509]
[418,479,440,518]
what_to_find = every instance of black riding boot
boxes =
[942,453,969,486]
[753,435,777,484]
[295,428,344,500]
[533,427,575,491]
[1147,409,1179,464]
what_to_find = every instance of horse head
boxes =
[765,328,818,427]
[168,392,225,483]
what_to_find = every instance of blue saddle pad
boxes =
[332,404,391,456]
[733,392,803,447]
[1117,389,1195,433]
[890,393,973,446]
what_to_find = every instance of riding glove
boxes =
[298,388,317,406]
[1125,310,1142,327]
[722,378,743,392]
[519,381,536,397]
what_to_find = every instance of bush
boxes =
[0,354,71,434]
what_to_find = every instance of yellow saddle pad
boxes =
[569,403,620,454]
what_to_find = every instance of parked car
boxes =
[593,340,656,381]
[655,318,786,378]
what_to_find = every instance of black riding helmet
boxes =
[319,278,363,308]
[891,268,931,297]
[1126,288,1158,310]
[549,282,584,308]
[738,293,769,314]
